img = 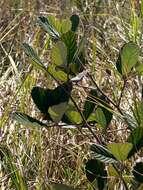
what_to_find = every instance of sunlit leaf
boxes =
[64,110,82,124]
[48,15,71,35]
[116,42,140,76]
[48,102,68,123]
[51,41,67,66]
[48,65,67,81]
[107,143,133,161]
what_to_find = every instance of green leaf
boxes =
[22,43,44,70]
[96,95,113,128]
[107,143,133,161]
[61,19,72,34]
[48,102,68,123]
[116,42,140,76]
[83,89,98,120]
[101,105,113,127]
[127,127,143,158]
[69,37,86,74]
[48,65,67,81]
[37,16,60,40]
[95,107,107,128]
[50,183,76,190]
[85,159,107,190]
[61,31,77,65]
[70,14,79,32]
[13,112,47,128]
[31,82,72,120]
[133,162,143,183]
[135,63,143,75]
[64,110,82,124]
[48,15,71,35]
[91,144,117,163]
[134,101,143,127]
[51,41,67,66]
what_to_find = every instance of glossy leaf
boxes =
[37,16,60,40]
[13,112,47,128]
[133,162,143,183]
[70,14,79,32]
[127,127,143,158]
[116,42,140,76]
[22,43,44,70]
[91,144,117,163]
[85,159,107,190]
[31,82,72,120]
[107,143,133,161]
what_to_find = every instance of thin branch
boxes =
[88,73,124,116]
[43,67,101,143]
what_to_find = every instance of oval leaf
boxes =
[51,41,67,68]
[107,143,133,161]
[116,42,140,76]
[48,102,68,123]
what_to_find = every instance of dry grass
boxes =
[0,0,143,189]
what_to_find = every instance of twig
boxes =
[43,67,101,143]
[88,73,124,116]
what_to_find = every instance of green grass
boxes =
[0,0,143,189]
